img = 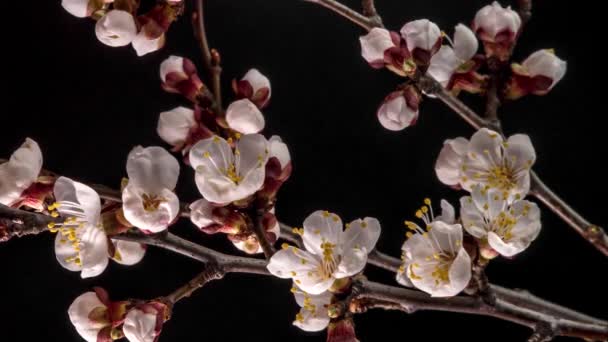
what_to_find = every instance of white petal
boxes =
[54,177,101,225]
[400,19,441,52]
[463,128,503,189]
[242,68,271,99]
[522,50,567,89]
[160,56,185,83]
[79,225,110,278]
[132,32,165,57]
[427,46,460,87]
[445,248,472,297]
[95,10,137,47]
[226,99,265,134]
[377,95,418,131]
[294,304,331,332]
[474,2,521,39]
[122,184,179,233]
[55,233,83,272]
[157,106,196,147]
[488,231,525,257]
[123,309,157,342]
[435,137,468,187]
[267,249,332,295]
[395,268,414,288]
[126,146,180,191]
[189,198,216,228]
[459,196,487,238]
[269,136,291,169]
[334,247,368,278]
[112,240,146,265]
[68,292,107,342]
[62,0,89,18]
[359,28,395,64]
[302,210,343,256]
[341,217,381,252]
[0,138,43,205]
[453,24,478,61]
[429,221,464,255]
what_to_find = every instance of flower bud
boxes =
[377,86,421,131]
[123,302,169,342]
[400,19,442,66]
[359,28,398,68]
[473,2,521,60]
[95,10,137,47]
[506,49,567,99]
[62,0,107,18]
[157,107,197,148]
[233,69,272,108]
[225,99,266,134]
[160,56,205,102]
[327,318,359,342]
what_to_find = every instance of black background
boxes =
[1,0,606,341]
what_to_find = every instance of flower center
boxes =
[486,166,516,191]
[142,194,167,212]
[225,163,242,184]
[319,241,339,279]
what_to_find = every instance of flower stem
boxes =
[165,263,225,304]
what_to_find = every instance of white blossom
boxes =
[268,211,381,295]
[52,177,109,278]
[122,146,180,233]
[225,99,266,134]
[189,134,269,204]
[377,93,418,131]
[460,185,541,257]
[68,291,109,342]
[95,10,137,47]
[292,286,332,332]
[123,309,158,342]
[0,138,42,206]
[359,28,396,65]
[400,19,441,53]
[111,240,146,265]
[473,1,521,41]
[240,68,271,107]
[428,24,479,87]
[521,49,567,92]
[397,199,471,297]
[435,128,536,202]
[157,106,197,148]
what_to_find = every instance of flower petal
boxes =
[522,50,567,89]
[269,136,291,169]
[95,10,137,47]
[377,95,418,131]
[435,137,468,187]
[122,184,179,233]
[436,199,456,224]
[267,248,332,295]
[157,106,196,147]
[302,210,343,256]
[61,0,89,18]
[123,309,158,342]
[445,248,472,296]
[111,240,146,266]
[429,221,464,256]
[359,28,395,64]
[459,196,487,238]
[189,198,216,228]
[79,225,110,278]
[400,19,441,52]
[334,247,367,279]
[226,99,265,134]
[488,231,526,257]
[0,138,43,205]
[341,217,381,252]
[126,146,180,191]
[132,32,165,57]
[55,233,83,272]
[242,68,271,102]
[159,56,185,83]
[68,292,108,342]
[54,177,101,225]
[453,24,478,61]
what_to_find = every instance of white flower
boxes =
[359,28,396,65]
[123,309,158,342]
[428,24,478,87]
[95,10,137,47]
[377,92,418,131]
[267,211,381,295]
[157,106,197,148]
[68,291,109,342]
[460,185,541,257]
[111,240,146,265]
[473,1,521,42]
[292,286,332,332]
[400,19,441,53]
[189,134,269,204]
[122,146,180,233]
[132,31,166,57]
[435,137,468,188]
[240,69,272,107]
[61,0,90,18]
[52,177,109,278]
[521,49,567,92]
[397,199,471,297]
[225,99,266,134]
[436,128,536,202]
[0,138,42,206]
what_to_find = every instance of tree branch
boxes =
[303,0,382,31]
[165,263,225,304]
[192,0,222,109]
[0,204,59,242]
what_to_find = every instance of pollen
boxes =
[424,198,431,206]
[281,243,289,250]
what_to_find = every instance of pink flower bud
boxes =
[233,69,272,108]
[327,318,359,342]
[400,19,442,66]
[225,99,266,134]
[377,87,421,131]
[359,28,397,67]
[123,302,169,342]
[506,49,567,99]
[95,10,137,47]
[473,2,521,60]
[160,56,205,102]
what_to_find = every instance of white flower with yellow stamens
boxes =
[267,210,381,295]
[291,285,333,332]
[189,134,269,205]
[460,184,541,257]
[51,177,109,278]
[435,128,536,202]
[396,199,471,297]
[122,146,180,233]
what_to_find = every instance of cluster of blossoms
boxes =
[359,1,567,131]
[61,0,184,56]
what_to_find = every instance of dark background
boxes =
[1,0,606,341]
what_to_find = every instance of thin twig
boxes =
[165,263,225,304]
[527,323,555,342]
[192,0,222,109]
[360,0,382,26]
[303,0,382,30]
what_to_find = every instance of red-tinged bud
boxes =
[14,181,54,211]
[473,2,522,61]
[100,209,132,236]
[505,49,567,100]
[478,240,499,260]
[377,85,421,131]
[123,301,170,342]
[449,70,489,96]
[400,19,442,68]
[205,207,246,235]
[327,318,359,342]
[160,56,206,102]
[233,69,272,109]
[69,288,132,342]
